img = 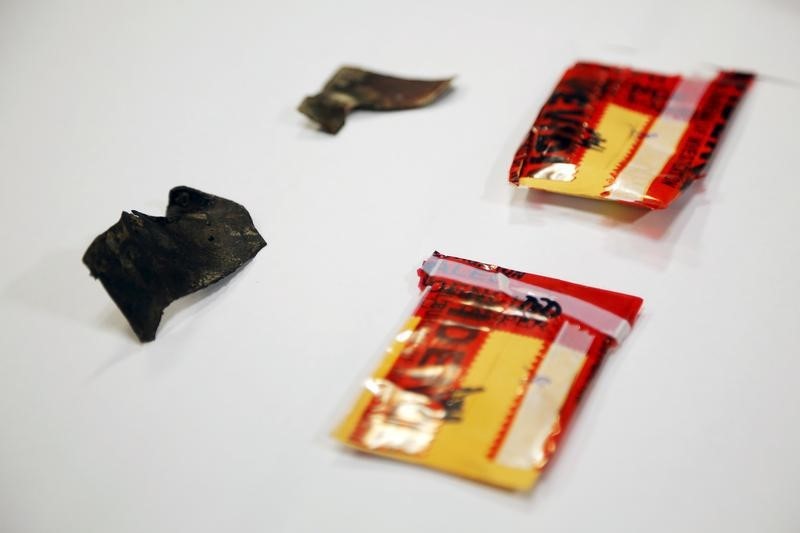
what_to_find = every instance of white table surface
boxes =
[2,1,799,531]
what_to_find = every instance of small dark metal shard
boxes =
[298,66,453,134]
[83,186,266,342]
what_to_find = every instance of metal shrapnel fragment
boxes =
[298,66,453,134]
[83,186,266,342]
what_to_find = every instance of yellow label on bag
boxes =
[519,104,652,199]
[335,328,546,490]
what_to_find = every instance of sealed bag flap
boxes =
[419,251,643,341]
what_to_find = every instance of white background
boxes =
[1,0,799,531]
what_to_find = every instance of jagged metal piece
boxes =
[83,186,266,342]
[299,66,453,134]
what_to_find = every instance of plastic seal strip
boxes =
[422,256,632,342]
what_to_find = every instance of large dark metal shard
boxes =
[299,66,453,134]
[83,186,266,342]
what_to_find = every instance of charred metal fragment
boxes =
[83,186,266,342]
[299,66,453,134]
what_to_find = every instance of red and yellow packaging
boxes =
[509,62,754,209]
[333,252,643,490]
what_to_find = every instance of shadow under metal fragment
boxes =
[0,245,255,382]
[85,271,242,381]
